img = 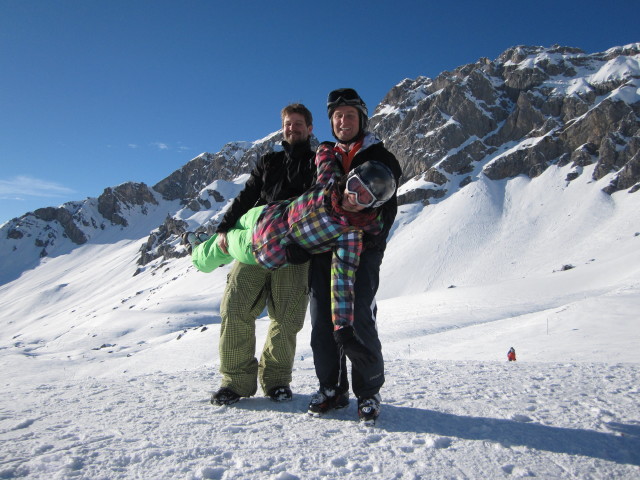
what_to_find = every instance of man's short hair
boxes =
[281,103,313,127]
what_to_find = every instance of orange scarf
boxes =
[336,140,363,173]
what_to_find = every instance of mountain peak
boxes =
[370,43,640,207]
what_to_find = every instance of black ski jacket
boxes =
[216,139,316,234]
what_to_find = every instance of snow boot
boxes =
[308,387,349,416]
[181,231,210,255]
[267,386,293,402]
[357,393,381,425]
[181,232,198,254]
[211,387,241,406]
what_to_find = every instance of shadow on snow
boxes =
[379,404,640,466]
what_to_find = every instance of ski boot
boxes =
[308,387,349,416]
[357,393,381,425]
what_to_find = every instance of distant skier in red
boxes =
[507,347,516,361]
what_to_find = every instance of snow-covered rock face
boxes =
[370,43,640,205]
[1,43,638,282]
[1,43,640,480]
[0,133,305,281]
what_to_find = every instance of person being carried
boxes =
[184,143,397,384]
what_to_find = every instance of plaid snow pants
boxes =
[218,260,309,397]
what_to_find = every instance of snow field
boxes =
[1,359,639,480]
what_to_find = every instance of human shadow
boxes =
[376,404,640,466]
[216,396,640,466]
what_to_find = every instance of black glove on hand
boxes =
[285,244,311,265]
[333,326,377,368]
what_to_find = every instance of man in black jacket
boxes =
[211,104,316,406]
[307,89,402,423]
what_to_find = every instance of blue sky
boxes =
[1,0,637,225]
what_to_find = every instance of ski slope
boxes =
[1,163,639,479]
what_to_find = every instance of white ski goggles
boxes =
[345,174,377,208]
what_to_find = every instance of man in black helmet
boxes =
[307,88,402,424]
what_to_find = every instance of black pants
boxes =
[309,249,385,398]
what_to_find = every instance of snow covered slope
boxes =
[1,147,639,478]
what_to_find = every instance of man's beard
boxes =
[285,133,307,146]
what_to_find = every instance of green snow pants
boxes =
[218,260,310,397]
[191,206,263,273]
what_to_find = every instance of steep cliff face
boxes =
[369,44,640,205]
[97,182,159,227]
[153,140,265,203]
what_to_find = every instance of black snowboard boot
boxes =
[357,393,381,424]
[267,386,293,402]
[211,387,241,406]
[308,386,349,416]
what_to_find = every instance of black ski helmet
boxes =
[327,88,368,139]
[347,160,397,208]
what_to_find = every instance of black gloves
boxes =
[285,244,311,265]
[333,325,377,368]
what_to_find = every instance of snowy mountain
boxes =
[0,132,288,285]
[0,44,639,479]
[3,43,639,284]
[372,43,640,204]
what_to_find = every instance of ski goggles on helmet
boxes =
[327,88,367,112]
[345,174,377,208]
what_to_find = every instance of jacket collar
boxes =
[336,132,381,155]
[282,139,312,159]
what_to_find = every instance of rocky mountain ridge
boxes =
[0,133,289,282]
[1,43,638,284]
[371,43,640,205]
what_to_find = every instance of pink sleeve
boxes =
[315,144,343,186]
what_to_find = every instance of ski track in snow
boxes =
[1,360,639,480]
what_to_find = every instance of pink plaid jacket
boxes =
[252,143,383,327]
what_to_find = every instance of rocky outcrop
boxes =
[152,134,285,205]
[31,206,89,246]
[136,215,189,269]
[98,182,158,226]
[1,181,160,271]
[371,43,640,204]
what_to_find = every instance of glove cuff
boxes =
[333,325,356,344]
